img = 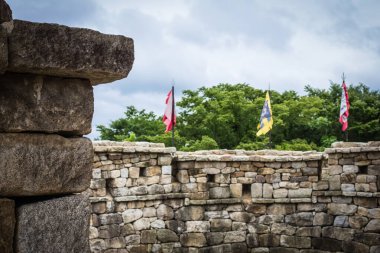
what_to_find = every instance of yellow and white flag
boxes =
[257,91,273,136]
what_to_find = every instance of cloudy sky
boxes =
[7,0,380,139]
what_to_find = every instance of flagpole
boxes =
[171,85,175,147]
[268,83,272,149]
[342,73,348,142]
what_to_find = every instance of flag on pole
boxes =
[163,87,176,132]
[257,91,273,136]
[339,80,350,131]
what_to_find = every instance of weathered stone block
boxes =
[206,232,224,246]
[327,203,357,215]
[313,212,333,226]
[186,221,210,233]
[7,20,134,85]
[258,234,280,247]
[15,194,90,253]
[0,0,12,23]
[354,233,380,246]
[224,231,246,243]
[0,198,15,253]
[280,235,311,248]
[209,187,230,199]
[157,229,178,242]
[321,226,355,241]
[364,219,380,232]
[175,206,204,221]
[210,219,232,232]
[311,237,341,251]
[285,212,313,226]
[342,241,369,253]
[288,188,312,198]
[0,26,7,73]
[0,134,92,196]
[141,230,156,244]
[252,183,263,198]
[180,233,207,247]
[122,209,143,223]
[177,170,189,183]
[230,183,242,198]
[0,73,93,134]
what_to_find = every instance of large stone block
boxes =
[0,26,7,72]
[0,73,93,134]
[0,133,93,196]
[15,194,90,253]
[7,20,134,85]
[0,198,15,253]
[0,0,12,23]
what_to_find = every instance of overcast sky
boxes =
[7,0,380,139]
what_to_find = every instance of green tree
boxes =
[96,106,164,141]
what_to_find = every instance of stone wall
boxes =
[0,0,134,252]
[89,141,380,253]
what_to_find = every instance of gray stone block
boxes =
[7,20,134,85]
[0,73,93,135]
[0,198,15,253]
[15,194,90,253]
[0,133,93,196]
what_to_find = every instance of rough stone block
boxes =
[311,237,342,251]
[230,183,242,198]
[0,0,12,23]
[210,219,232,232]
[327,203,357,215]
[209,187,230,199]
[15,194,90,253]
[313,212,333,226]
[252,183,263,198]
[0,133,92,196]
[7,20,134,85]
[0,73,93,134]
[206,232,224,246]
[364,219,380,232]
[342,241,369,253]
[175,206,204,221]
[224,231,246,243]
[0,198,15,253]
[280,235,311,248]
[0,26,7,73]
[157,229,178,242]
[180,233,207,247]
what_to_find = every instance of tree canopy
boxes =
[97,83,380,151]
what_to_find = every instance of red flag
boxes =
[339,81,350,131]
[163,88,176,132]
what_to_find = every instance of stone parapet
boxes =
[88,141,380,253]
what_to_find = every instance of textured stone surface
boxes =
[0,26,7,72]
[0,0,12,23]
[0,198,15,253]
[0,73,93,134]
[8,20,134,85]
[15,194,90,253]
[0,133,93,196]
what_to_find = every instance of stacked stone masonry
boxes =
[89,141,380,253]
[0,0,134,252]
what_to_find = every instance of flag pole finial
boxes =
[342,72,346,82]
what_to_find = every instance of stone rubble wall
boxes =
[89,141,380,253]
[0,0,134,252]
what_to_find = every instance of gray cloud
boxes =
[6,0,380,139]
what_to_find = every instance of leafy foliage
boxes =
[97,83,380,151]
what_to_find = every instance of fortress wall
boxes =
[89,141,380,253]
